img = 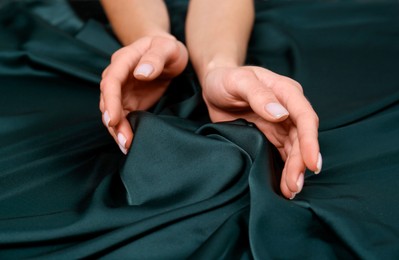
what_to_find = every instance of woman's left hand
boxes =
[201,65,322,199]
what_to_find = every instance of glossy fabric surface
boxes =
[0,1,398,259]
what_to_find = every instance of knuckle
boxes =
[99,78,108,92]
[297,109,313,121]
[101,66,109,78]
[110,46,132,63]
[283,76,303,91]
[228,69,255,86]
[280,181,286,194]
[110,50,122,63]
[144,51,163,62]
[305,109,319,125]
[314,113,320,125]
[251,86,271,101]
[275,76,304,93]
[297,83,304,92]
[99,79,106,92]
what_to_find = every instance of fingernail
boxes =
[315,153,323,174]
[118,143,127,155]
[265,103,289,119]
[296,173,304,193]
[290,192,297,200]
[103,110,110,127]
[117,133,127,148]
[135,63,154,77]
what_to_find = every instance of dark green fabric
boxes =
[1,0,399,259]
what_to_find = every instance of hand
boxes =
[201,66,322,199]
[99,35,188,154]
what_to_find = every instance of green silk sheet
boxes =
[0,0,398,259]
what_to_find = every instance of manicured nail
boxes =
[315,153,323,174]
[118,143,127,155]
[290,173,304,200]
[296,173,304,194]
[117,133,127,148]
[265,103,289,119]
[135,63,154,77]
[103,110,110,127]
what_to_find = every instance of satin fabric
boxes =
[1,1,399,259]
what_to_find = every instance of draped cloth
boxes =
[1,0,398,259]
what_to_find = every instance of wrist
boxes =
[196,56,239,86]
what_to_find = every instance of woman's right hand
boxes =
[99,35,188,154]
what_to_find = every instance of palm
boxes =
[121,73,172,114]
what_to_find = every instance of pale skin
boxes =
[99,0,188,153]
[99,0,322,199]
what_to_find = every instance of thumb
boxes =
[263,102,290,121]
[233,70,289,122]
[133,38,187,81]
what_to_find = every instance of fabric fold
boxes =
[1,0,399,259]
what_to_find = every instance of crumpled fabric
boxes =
[0,1,399,259]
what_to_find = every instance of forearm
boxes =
[185,0,254,83]
[100,0,172,45]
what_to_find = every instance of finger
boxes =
[280,166,292,199]
[283,139,306,199]
[113,117,134,155]
[285,98,320,173]
[102,115,117,142]
[259,76,321,174]
[100,77,123,128]
[254,119,289,161]
[278,147,288,162]
[102,65,109,78]
[101,114,133,155]
[100,47,142,127]
[134,38,187,80]
[99,94,105,113]
[229,69,290,122]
